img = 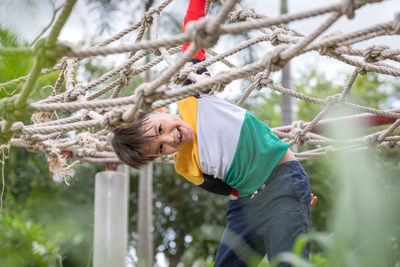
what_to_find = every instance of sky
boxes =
[1,0,399,130]
[1,0,399,70]
[1,0,399,125]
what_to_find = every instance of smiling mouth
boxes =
[177,128,183,145]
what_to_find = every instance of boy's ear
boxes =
[155,107,168,113]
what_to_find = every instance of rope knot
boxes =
[230,8,258,22]
[101,107,131,131]
[143,7,159,27]
[22,134,42,153]
[363,45,389,63]
[172,63,196,84]
[186,17,220,50]
[324,94,343,107]
[290,121,309,146]
[319,46,336,57]
[64,83,86,102]
[393,12,400,34]
[358,66,368,75]
[120,70,131,86]
[258,77,273,89]
[319,30,341,56]
[79,109,90,121]
[262,44,290,71]
[270,30,285,46]
[77,132,99,156]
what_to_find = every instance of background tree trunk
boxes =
[280,0,294,126]
[137,1,154,264]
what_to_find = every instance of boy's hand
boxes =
[310,193,317,208]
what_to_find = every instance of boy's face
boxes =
[141,111,193,156]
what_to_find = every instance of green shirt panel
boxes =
[223,111,289,197]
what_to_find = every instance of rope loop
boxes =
[186,17,220,50]
[363,45,389,63]
[393,11,400,34]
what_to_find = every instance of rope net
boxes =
[0,0,399,178]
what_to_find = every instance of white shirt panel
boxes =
[197,95,246,179]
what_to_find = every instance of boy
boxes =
[112,0,316,265]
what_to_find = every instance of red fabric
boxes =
[230,188,239,198]
[183,0,206,60]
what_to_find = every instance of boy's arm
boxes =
[182,0,210,85]
[182,0,236,197]
[183,0,206,60]
[199,174,239,197]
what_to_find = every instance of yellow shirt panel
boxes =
[174,97,204,185]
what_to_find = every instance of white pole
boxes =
[93,166,129,267]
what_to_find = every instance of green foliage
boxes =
[0,147,103,266]
[128,163,228,266]
[0,212,62,267]
[241,88,282,127]
[0,28,33,98]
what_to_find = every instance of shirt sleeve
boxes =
[198,173,235,196]
[183,0,206,60]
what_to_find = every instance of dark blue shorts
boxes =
[214,160,311,267]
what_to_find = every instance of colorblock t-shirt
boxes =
[174,95,289,197]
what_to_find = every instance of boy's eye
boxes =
[159,144,164,154]
[158,125,163,134]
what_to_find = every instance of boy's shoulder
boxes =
[178,94,247,120]
[197,94,246,113]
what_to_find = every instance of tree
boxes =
[0,26,100,267]
[280,0,294,126]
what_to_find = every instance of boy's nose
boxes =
[162,132,176,146]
